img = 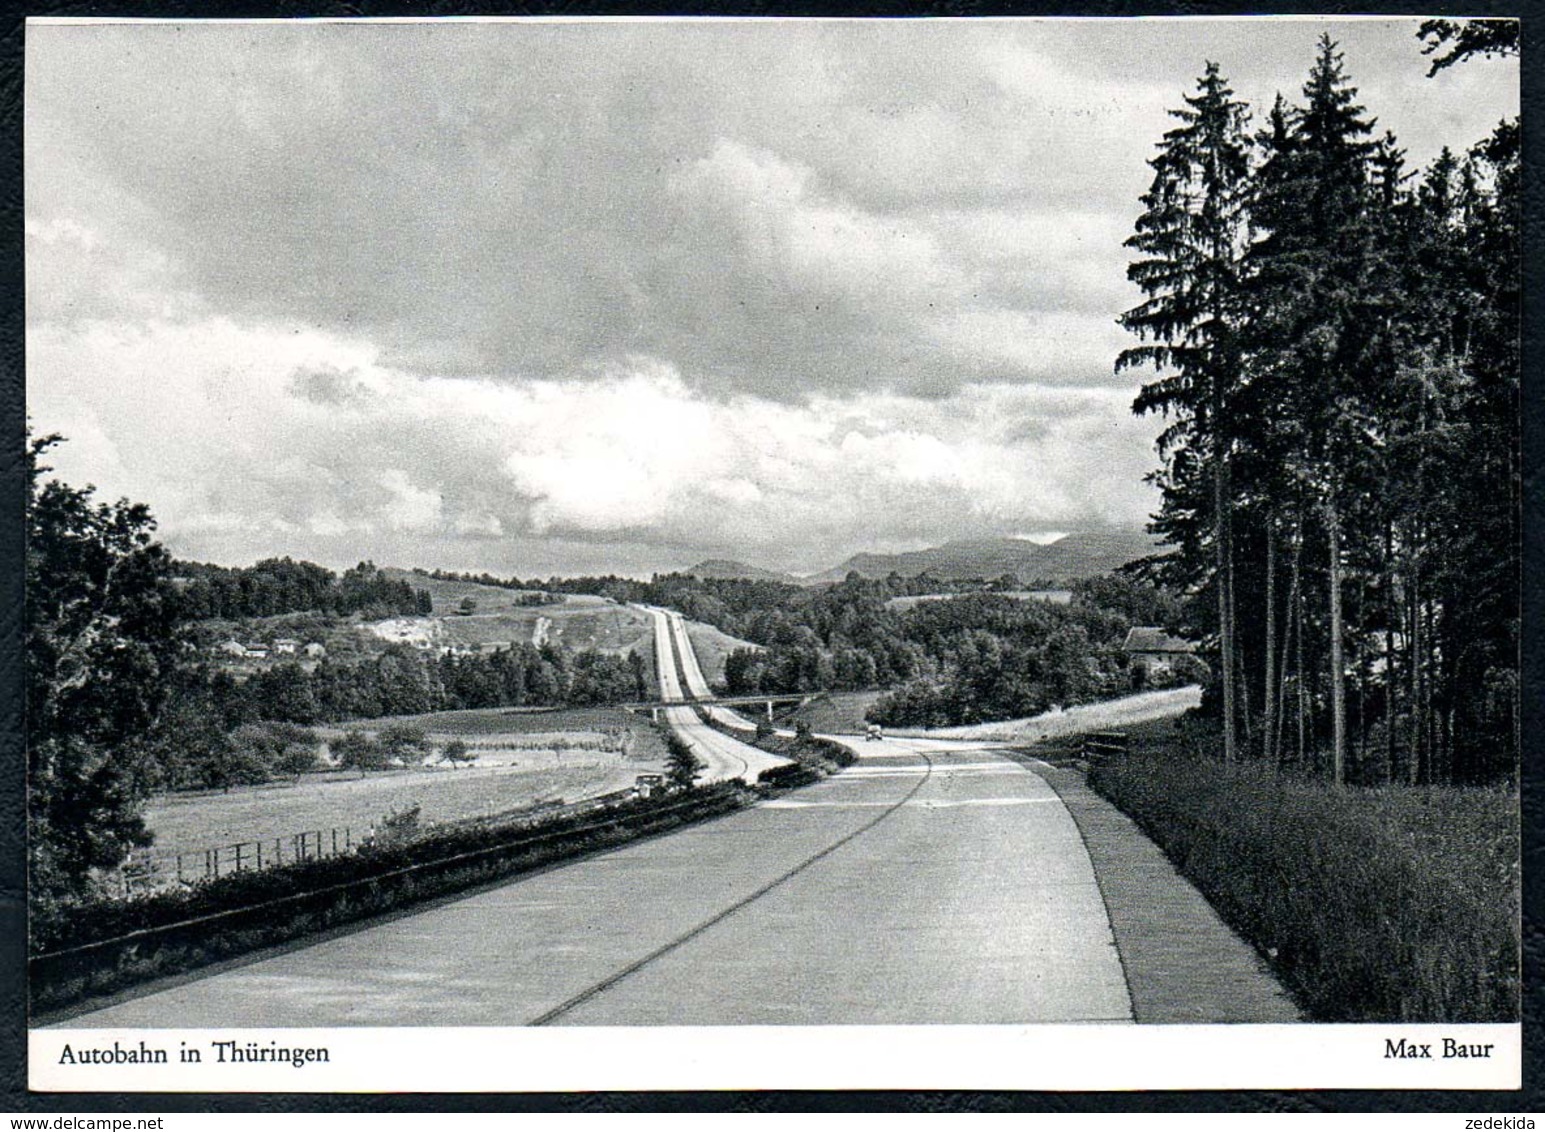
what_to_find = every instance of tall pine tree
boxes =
[1245,36,1379,784]
[1118,62,1254,761]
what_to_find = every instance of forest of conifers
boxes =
[1117,31,1519,786]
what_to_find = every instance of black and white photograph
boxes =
[21,14,1521,1093]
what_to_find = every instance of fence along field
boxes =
[119,776,662,897]
[119,825,357,895]
[130,706,670,883]
[34,783,750,1014]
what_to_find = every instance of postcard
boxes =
[22,14,1521,1093]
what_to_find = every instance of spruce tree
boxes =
[1244,36,1379,784]
[1118,62,1254,761]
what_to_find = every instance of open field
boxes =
[890,686,1202,742]
[340,704,655,737]
[785,691,886,734]
[144,749,666,859]
[680,619,761,686]
[783,686,1198,739]
[380,568,561,616]
[143,706,670,858]
[525,603,655,655]
[376,570,656,655]
[365,594,656,658]
[329,705,671,766]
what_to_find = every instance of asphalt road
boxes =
[639,604,788,785]
[664,608,763,731]
[57,739,1131,1027]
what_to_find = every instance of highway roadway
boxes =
[55,738,1131,1027]
[664,606,768,732]
[638,604,789,785]
[47,604,1288,1029]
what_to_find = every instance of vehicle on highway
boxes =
[865,723,883,741]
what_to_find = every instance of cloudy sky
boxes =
[25,17,1518,576]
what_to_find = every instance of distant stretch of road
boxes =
[637,604,789,785]
[662,606,767,733]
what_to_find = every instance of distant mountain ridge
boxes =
[686,530,1165,587]
[682,559,803,584]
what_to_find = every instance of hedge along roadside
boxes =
[691,707,858,781]
[31,783,748,1016]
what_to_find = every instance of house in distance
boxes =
[1122,627,1197,686]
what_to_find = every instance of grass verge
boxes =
[693,710,857,788]
[1087,741,1518,1022]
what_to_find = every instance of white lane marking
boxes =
[839,762,1026,777]
[760,797,1061,810]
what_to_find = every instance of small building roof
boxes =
[1122,626,1195,654]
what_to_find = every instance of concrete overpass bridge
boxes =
[621,692,822,722]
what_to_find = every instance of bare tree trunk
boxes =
[1384,521,1397,785]
[1217,457,1237,762]
[1296,541,1308,770]
[1275,527,1302,767]
[1238,632,1252,750]
[1327,498,1347,786]
[1355,653,1366,784]
[1263,522,1277,763]
[1427,604,1443,783]
[1408,548,1421,785]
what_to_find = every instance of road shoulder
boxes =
[1019,755,1302,1024]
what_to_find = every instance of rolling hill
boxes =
[682,559,802,584]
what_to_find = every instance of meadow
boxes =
[142,706,669,859]
[340,704,657,737]
[680,619,762,685]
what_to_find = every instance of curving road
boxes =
[47,608,1292,1030]
[55,739,1133,1028]
[637,604,790,785]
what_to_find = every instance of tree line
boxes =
[189,642,650,729]
[1118,27,1518,785]
[709,574,1185,724]
[142,718,481,795]
[526,569,1186,723]
[137,640,648,794]
[174,557,432,620]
